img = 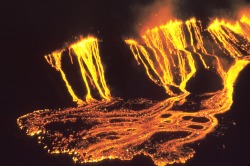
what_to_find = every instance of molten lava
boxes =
[18,15,250,166]
[45,37,111,104]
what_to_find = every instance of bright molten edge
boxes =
[18,16,250,166]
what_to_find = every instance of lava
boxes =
[18,15,250,166]
[45,37,111,104]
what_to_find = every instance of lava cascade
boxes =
[45,37,111,104]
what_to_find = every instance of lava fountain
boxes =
[17,15,250,166]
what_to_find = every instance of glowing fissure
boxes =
[18,15,250,166]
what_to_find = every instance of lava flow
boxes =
[18,15,250,166]
[44,37,111,104]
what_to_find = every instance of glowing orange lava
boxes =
[45,37,111,104]
[18,16,250,166]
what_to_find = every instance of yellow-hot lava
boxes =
[18,15,250,166]
[45,50,85,105]
[45,37,111,104]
